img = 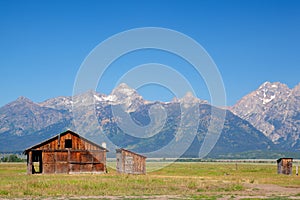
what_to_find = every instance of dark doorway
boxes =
[32,150,42,174]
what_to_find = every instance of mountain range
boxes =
[0,82,299,158]
[230,81,300,151]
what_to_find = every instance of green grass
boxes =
[0,162,300,198]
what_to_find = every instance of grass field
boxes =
[1,162,300,199]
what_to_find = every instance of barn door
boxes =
[32,150,42,174]
[287,161,292,175]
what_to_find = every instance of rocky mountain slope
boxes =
[231,82,300,150]
[0,96,71,136]
[0,82,297,158]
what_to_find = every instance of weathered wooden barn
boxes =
[116,148,146,174]
[24,130,108,174]
[277,158,293,175]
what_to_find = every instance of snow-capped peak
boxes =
[256,82,291,105]
[180,91,197,102]
[101,95,118,102]
[95,83,144,112]
[179,92,208,104]
[111,83,137,97]
[262,94,276,105]
[231,81,298,144]
[93,94,103,101]
[39,96,73,110]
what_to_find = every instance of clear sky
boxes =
[0,0,300,107]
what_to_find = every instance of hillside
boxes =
[0,82,299,158]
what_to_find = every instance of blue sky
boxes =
[0,0,300,107]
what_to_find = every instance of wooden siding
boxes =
[116,149,146,175]
[40,150,106,174]
[277,158,293,175]
[25,130,107,174]
[33,132,104,151]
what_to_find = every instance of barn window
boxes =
[65,139,72,148]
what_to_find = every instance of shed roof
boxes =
[116,148,147,158]
[277,157,293,163]
[24,130,108,154]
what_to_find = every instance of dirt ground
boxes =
[29,184,300,199]
[216,183,300,199]
[236,183,300,199]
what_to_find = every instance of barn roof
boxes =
[24,130,108,154]
[116,148,147,158]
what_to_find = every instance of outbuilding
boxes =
[116,148,146,174]
[277,157,293,175]
[24,130,108,174]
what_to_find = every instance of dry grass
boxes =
[0,162,300,199]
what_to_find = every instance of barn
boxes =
[277,157,293,175]
[24,130,108,174]
[116,148,146,175]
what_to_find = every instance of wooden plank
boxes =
[27,151,32,175]
[26,131,108,174]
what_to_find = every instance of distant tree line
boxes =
[1,154,25,162]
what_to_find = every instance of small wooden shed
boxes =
[116,148,146,174]
[277,158,293,175]
[24,130,108,174]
